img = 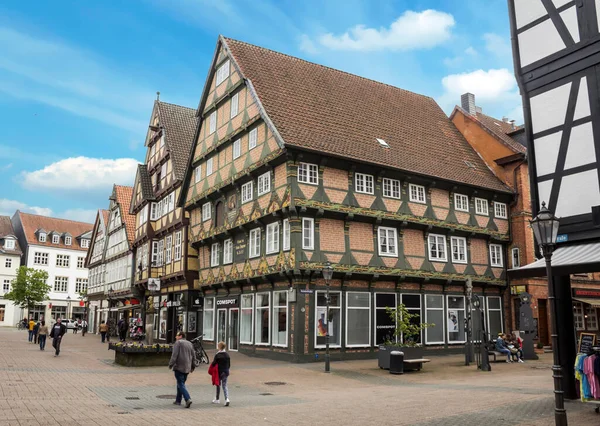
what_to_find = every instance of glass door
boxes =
[229,309,239,351]
[217,309,227,344]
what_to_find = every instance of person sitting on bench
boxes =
[495,333,512,363]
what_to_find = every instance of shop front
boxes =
[214,296,239,351]
[572,288,600,339]
[150,291,203,344]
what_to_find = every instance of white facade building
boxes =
[0,216,22,326]
[11,211,93,323]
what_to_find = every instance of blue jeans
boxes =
[28,330,33,342]
[174,370,190,403]
[216,372,229,400]
[497,347,511,361]
[39,335,47,350]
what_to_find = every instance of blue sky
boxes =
[0,0,521,223]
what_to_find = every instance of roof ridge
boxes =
[156,100,196,113]
[222,36,435,102]
[18,210,94,226]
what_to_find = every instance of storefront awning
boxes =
[508,242,600,279]
[573,297,600,308]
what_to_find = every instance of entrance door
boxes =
[538,299,550,346]
[217,309,227,344]
[229,308,239,351]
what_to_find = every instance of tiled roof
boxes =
[114,185,136,245]
[16,211,93,252]
[0,215,22,255]
[223,37,510,193]
[138,164,155,201]
[101,209,110,227]
[155,101,198,181]
[475,112,527,154]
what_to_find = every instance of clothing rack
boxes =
[575,346,600,414]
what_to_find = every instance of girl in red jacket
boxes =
[210,341,231,406]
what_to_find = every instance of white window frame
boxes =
[202,202,212,221]
[272,290,288,348]
[209,111,216,135]
[174,231,182,261]
[52,234,59,244]
[77,257,85,269]
[75,278,88,294]
[409,184,426,204]
[302,218,314,250]
[454,194,469,212]
[39,233,46,243]
[65,236,72,246]
[165,235,172,264]
[203,297,215,341]
[345,292,371,348]
[2,279,10,293]
[315,290,342,349]
[54,276,68,293]
[446,295,466,344]
[475,198,489,216]
[206,157,213,176]
[240,294,254,344]
[382,178,401,199]
[157,239,164,266]
[377,227,398,257]
[194,165,202,183]
[585,305,598,331]
[4,258,11,268]
[494,202,508,219]
[211,242,219,267]
[486,296,504,337]
[425,294,445,345]
[428,234,447,262]
[297,163,318,185]
[257,172,271,196]
[249,228,261,258]
[266,222,280,254]
[450,236,467,264]
[34,252,48,265]
[490,244,503,267]
[151,241,159,264]
[249,128,258,150]
[282,219,290,251]
[216,59,230,86]
[223,239,233,264]
[574,302,585,330]
[56,254,70,268]
[355,173,374,194]
[233,139,241,160]
[150,202,158,220]
[512,247,520,268]
[4,239,15,249]
[255,292,271,346]
[241,181,253,204]
[230,93,239,118]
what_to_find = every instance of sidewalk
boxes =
[0,328,598,425]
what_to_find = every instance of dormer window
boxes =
[65,236,72,246]
[39,233,46,243]
[52,234,60,244]
[81,239,90,249]
[4,239,15,250]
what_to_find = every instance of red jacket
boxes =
[208,363,220,386]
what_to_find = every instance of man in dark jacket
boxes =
[168,331,195,408]
[50,318,67,357]
[118,319,127,342]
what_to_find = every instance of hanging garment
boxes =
[584,355,599,399]
[576,354,592,401]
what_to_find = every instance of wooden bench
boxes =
[403,358,431,371]
[488,351,506,362]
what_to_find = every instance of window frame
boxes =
[494,202,508,219]
[428,234,448,262]
[255,292,271,346]
[241,181,253,204]
[34,252,48,265]
[202,202,212,221]
[585,305,598,331]
[210,242,219,267]
[194,165,202,183]
[56,254,70,268]
[574,302,585,330]
[206,157,213,176]
[52,234,60,244]
[297,163,318,185]
[315,290,342,348]
[486,296,504,337]
[223,238,233,264]
[450,236,467,264]
[257,172,271,196]
[345,292,371,348]
[240,294,254,344]
[377,226,398,257]
[475,198,489,216]
[39,233,46,243]
[282,219,290,251]
[233,139,241,160]
[230,93,239,118]
[249,228,261,258]
[209,111,216,135]
[490,244,503,267]
[355,173,374,195]
[266,222,280,254]
[65,236,72,246]
[409,184,426,204]
[249,128,258,150]
[174,231,182,261]
[512,247,520,268]
[216,60,230,86]
[425,294,445,345]
[446,295,466,344]
[54,276,69,293]
[165,235,172,264]
[203,297,215,341]
[272,290,288,348]
[302,218,314,250]
[382,178,401,199]
[454,193,469,212]
[5,258,12,268]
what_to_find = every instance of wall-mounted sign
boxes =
[166,300,181,308]
[216,297,239,308]
[556,234,568,243]
[299,289,314,294]
[234,235,247,263]
[148,278,160,292]
[510,285,527,295]
[574,289,600,298]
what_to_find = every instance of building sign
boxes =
[299,289,314,294]
[166,300,181,308]
[574,289,600,298]
[148,278,161,292]
[578,333,597,354]
[234,235,247,263]
[510,285,527,295]
[216,297,239,308]
[556,234,568,243]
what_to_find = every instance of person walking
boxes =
[168,331,195,408]
[50,318,67,357]
[211,341,231,406]
[81,319,88,337]
[28,318,35,343]
[73,319,80,334]
[99,321,108,343]
[118,319,127,342]
[32,320,40,344]
[38,321,49,351]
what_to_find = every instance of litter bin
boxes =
[389,351,404,375]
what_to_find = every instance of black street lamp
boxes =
[322,261,333,373]
[530,202,566,426]
[471,294,490,372]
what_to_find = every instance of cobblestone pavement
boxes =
[0,327,599,425]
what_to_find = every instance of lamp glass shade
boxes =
[471,295,480,308]
[530,202,560,246]
[322,261,333,281]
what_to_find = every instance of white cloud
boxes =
[464,46,478,56]
[61,208,98,224]
[315,9,455,51]
[0,199,52,217]
[299,34,319,54]
[21,156,138,193]
[441,68,517,101]
[483,33,512,58]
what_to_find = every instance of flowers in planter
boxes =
[108,342,173,352]
[384,304,434,348]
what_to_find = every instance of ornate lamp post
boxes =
[530,202,566,426]
[322,261,333,373]
[471,294,491,372]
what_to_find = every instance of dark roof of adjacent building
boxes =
[114,185,135,245]
[15,211,93,252]
[474,111,527,154]
[0,215,22,255]
[155,101,198,181]
[222,37,510,193]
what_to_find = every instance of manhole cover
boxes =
[117,412,130,415]
[125,397,140,400]
[133,407,143,410]
[128,390,138,393]
[260,393,273,396]
[107,405,116,408]
[156,395,177,399]
[264,381,286,386]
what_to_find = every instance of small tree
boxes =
[5,266,50,313]
[385,303,434,347]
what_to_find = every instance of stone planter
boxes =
[114,351,172,367]
[378,345,424,369]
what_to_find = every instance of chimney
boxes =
[461,93,476,115]
[509,119,516,130]
[502,116,509,123]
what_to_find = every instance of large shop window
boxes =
[255,293,270,345]
[315,291,341,348]
[272,291,288,347]
[240,294,254,344]
[346,292,371,347]
[447,296,466,344]
[375,293,396,345]
[486,296,503,337]
[203,298,215,341]
[425,295,444,344]
[401,294,422,344]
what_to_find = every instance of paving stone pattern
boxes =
[0,327,599,425]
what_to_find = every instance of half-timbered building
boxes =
[129,100,199,343]
[179,36,514,361]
